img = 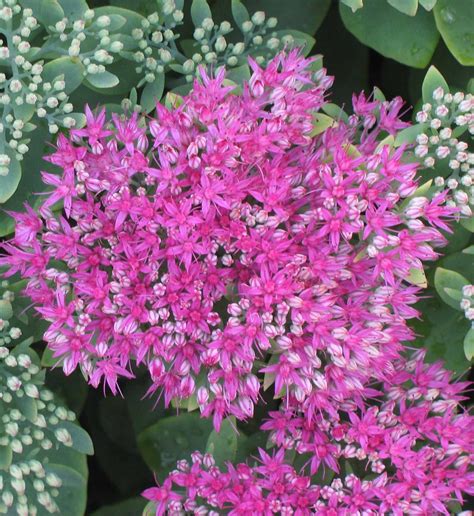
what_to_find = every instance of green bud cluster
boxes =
[415,89,474,217]
[0,283,78,515]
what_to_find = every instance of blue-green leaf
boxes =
[340,0,439,68]
[341,0,364,12]
[0,150,22,204]
[387,0,419,16]
[205,417,238,468]
[19,0,64,26]
[141,73,165,113]
[231,0,250,29]
[42,57,86,94]
[86,71,120,89]
[138,413,212,480]
[422,65,449,103]
[464,328,474,360]
[434,0,474,65]
[275,30,315,56]
[434,267,469,310]
[52,421,94,455]
[191,0,212,27]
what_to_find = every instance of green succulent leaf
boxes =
[460,216,474,232]
[231,0,250,29]
[138,413,212,480]
[387,0,419,16]
[57,0,88,20]
[0,299,13,319]
[422,65,449,103]
[44,464,87,516]
[464,328,474,360]
[411,296,470,372]
[191,0,212,27]
[42,57,86,95]
[394,122,428,146]
[0,150,22,204]
[19,0,64,26]
[86,71,120,89]
[205,417,238,468]
[341,0,364,12]
[434,0,474,65]
[275,30,316,57]
[141,73,165,113]
[0,444,13,469]
[434,267,469,310]
[53,421,95,455]
[419,0,437,9]
[94,6,145,33]
[340,0,439,67]
[245,0,331,33]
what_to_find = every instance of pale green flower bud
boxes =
[194,28,205,40]
[232,42,245,55]
[96,15,111,28]
[242,21,253,32]
[251,11,265,25]
[201,17,214,31]
[215,36,227,52]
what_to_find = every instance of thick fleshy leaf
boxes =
[42,57,85,95]
[411,296,470,372]
[422,65,449,103]
[191,0,212,27]
[138,413,212,480]
[44,464,87,516]
[434,267,469,310]
[0,150,21,204]
[0,444,12,469]
[394,122,428,146]
[86,71,120,89]
[19,0,64,26]
[464,328,474,360]
[275,30,316,57]
[53,421,94,455]
[340,0,440,67]
[0,299,13,319]
[57,0,88,19]
[205,417,238,468]
[231,0,250,29]
[245,0,331,34]
[94,6,145,33]
[460,216,474,232]
[440,251,474,283]
[341,0,364,12]
[387,0,419,16]
[141,73,165,113]
[419,0,437,9]
[434,0,474,65]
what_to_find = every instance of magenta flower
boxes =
[1,51,454,426]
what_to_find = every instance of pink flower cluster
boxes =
[144,350,474,515]
[1,51,453,431]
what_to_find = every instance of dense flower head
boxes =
[144,350,474,515]
[0,50,455,429]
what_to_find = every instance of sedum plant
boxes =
[339,0,474,68]
[393,66,474,367]
[0,0,313,228]
[0,51,459,431]
[0,282,92,515]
